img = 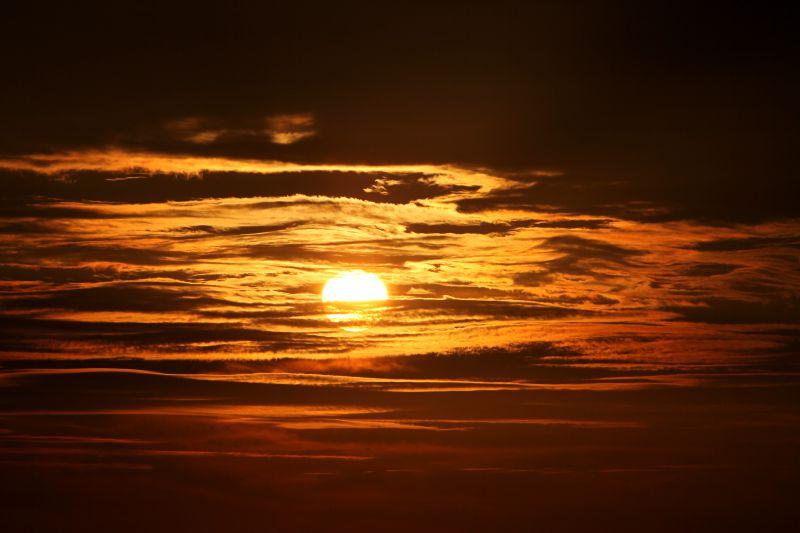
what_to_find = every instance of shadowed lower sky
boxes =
[1,2,799,531]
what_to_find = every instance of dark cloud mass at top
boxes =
[1,2,797,223]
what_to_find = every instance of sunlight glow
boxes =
[322,270,388,303]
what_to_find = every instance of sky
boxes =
[1,3,799,531]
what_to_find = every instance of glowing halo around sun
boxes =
[321,270,388,331]
[322,270,388,303]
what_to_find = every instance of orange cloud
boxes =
[265,113,316,145]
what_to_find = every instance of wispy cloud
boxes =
[163,113,317,146]
[0,148,797,360]
[265,113,316,145]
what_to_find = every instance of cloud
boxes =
[404,219,610,236]
[172,221,305,237]
[2,243,191,265]
[0,314,347,355]
[688,236,800,252]
[0,6,798,528]
[515,235,646,287]
[163,113,316,146]
[1,2,795,228]
[0,150,451,177]
[0,200,130,220]
[392,297,586,320]
[231,241,442,266]
[265,113,316,145]
[0,165,476,207]
[679,263,741,277]
[405,222,526,236]
[0,221,56,234]
[663,297,800,324]
[456,170,800,225]
[0,265,237,284]
[2,283,245,313]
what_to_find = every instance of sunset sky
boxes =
[1,3,799,532]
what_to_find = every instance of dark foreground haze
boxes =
[2,352,799,532]
[2,2,798,531]
[1,351,798,531]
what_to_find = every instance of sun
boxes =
[322,270,388,303]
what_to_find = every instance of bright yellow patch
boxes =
[322,270,388,303]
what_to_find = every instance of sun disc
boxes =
[322,270,388,303]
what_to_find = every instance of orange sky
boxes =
[0,148,797,367]
[1,4,799,531]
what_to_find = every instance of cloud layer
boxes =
[0,149,796,361]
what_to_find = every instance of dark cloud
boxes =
[0,200,129,220]
[2,244,190,266]
[0,342,584,380]
[0,265,110,283]
[233,243,441,266]
[663,297,800,324]
[535,294,620,306]
[457,170,800,224]
[405,219,611,236]
[1,232,446,272]
[392,297,585,320]
[405,222,519,236]
[393,283,619,308]
[515,235,646,287]
[259,342,588,380]
[0,315,342,355]
[0,170,460,207]
[1,358,799,532]
[680,263,741,277]
[533,219,611,230]
[172,222,305,237]
[1,4,795,223]
[0,265,244,284]
[689,236,800,252]
[0,221,56,234]
[396,283,526,300]
[2,283,245,313]
[539,235,644,262]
